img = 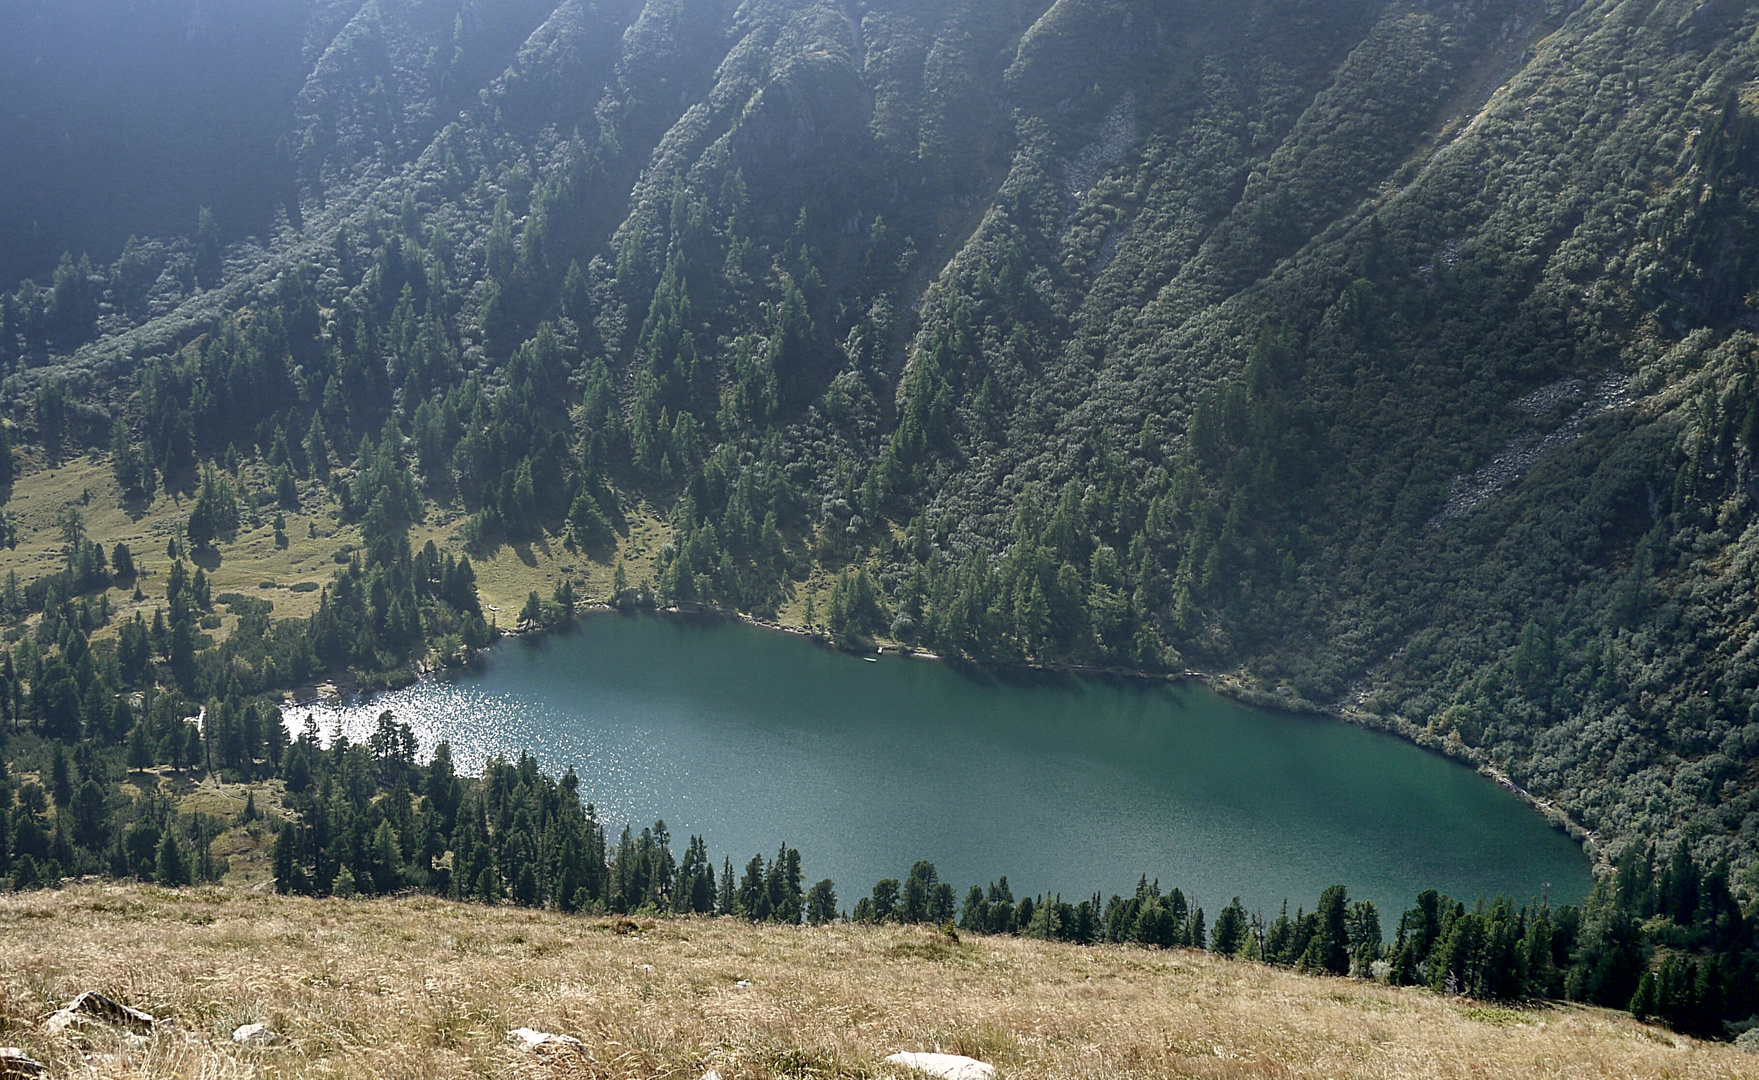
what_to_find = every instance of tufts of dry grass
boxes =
[0,884,1752,1079]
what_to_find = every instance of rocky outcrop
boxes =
[0,1049,46,1079]
[42,992,157,1036]
[1434,373,1634,522]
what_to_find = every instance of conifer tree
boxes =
[870,878,899,923]
[718,857,736,915]
[739,854,770,921]
[156,828,191,886]
[960,885,987,932]
[806,879,837,925]
[306,415,331,480]
[1211,898,1249,957]
[49,744,72,807]
[1629,971,1659,1021]
[72,779,108,849]
[1298,886,1351,976]
[187,464,239,549]
[126,721,153,771]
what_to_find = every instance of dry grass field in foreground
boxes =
[0,884,1751,1080]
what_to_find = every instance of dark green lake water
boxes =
[300,613,1591,916]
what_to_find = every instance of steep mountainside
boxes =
[5,0,1759,880]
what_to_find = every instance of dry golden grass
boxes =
[418,500,671,618]
[0,884,1750,1079]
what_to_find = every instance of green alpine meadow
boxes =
[2,0,1759,1070]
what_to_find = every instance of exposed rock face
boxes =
[884,1051,997,1080]
[42,991,157,1036]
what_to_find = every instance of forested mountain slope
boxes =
[4,0,1759,882]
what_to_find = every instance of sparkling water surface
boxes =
[293,613,1592,915]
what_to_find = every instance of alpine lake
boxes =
[296,613,1592,917]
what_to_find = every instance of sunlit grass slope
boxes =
[0,883,1751,1080]
[0,451,677,648]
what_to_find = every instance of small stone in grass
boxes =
[885,1052,997,1080]
[232,1023,275,1046]
[507,1027,583,1053]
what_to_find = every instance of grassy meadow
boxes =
[0,449,683,648]
[0,883,1752,1080]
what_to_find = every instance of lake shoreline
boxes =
[623,605,1603,869]
[284,610,1593,911]
[297,603,1602,874]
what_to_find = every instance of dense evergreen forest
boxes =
[5,0,1759,1037]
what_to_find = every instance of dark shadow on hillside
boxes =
[119,491,155,521]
